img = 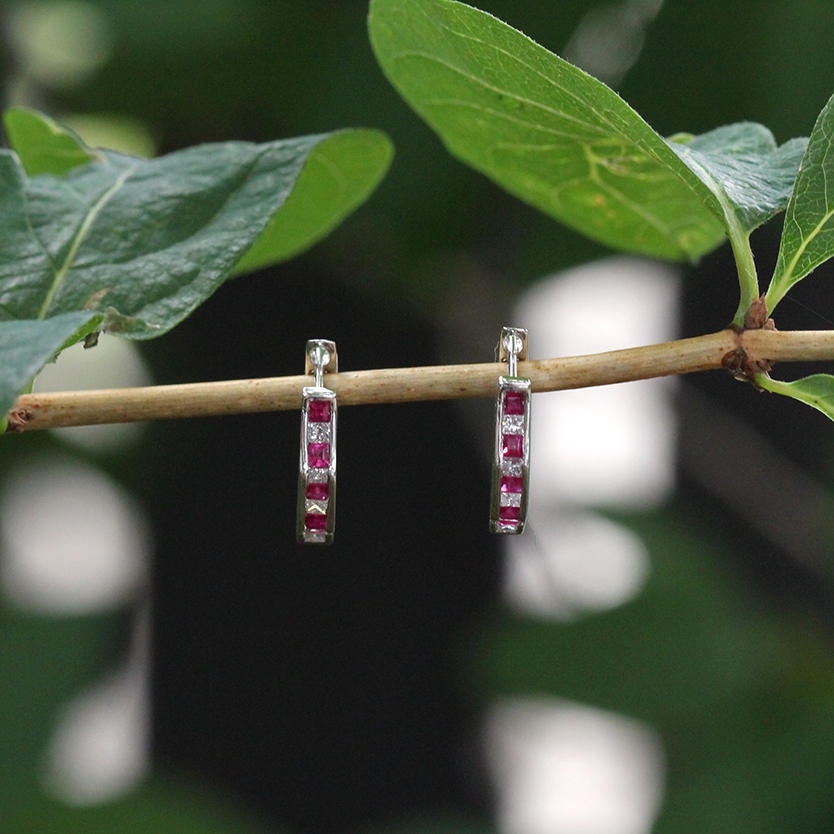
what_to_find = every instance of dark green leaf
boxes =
[369,0,728,261]
[0,128,390,339]
[0,312,98,418]
[767,92,834,311]
[3,108,98,177]
[668,123,807,235]
[0,111,391,420]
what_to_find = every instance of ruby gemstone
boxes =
[305,513,327,531]
[499,506,521,522]
[500,476,523,493]
[504,392,525,415]
[308,443,330,467]
[502,434,523,458]
[306,482,329,501]
[308,400,331,422]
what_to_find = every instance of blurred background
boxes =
[3,1,834,832]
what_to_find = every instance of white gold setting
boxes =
[297,339,338,545]
[490,327,531,535]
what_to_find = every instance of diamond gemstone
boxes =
[500,492,522,507]
[502,415,524,433]
[304,532,326,543]
[307,469,328,483]
[502,461,523,477]
[307,423,330,442]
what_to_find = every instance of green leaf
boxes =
[0,111,391,420]
[758,373,834,422]
[3,108,98,177]
[668,124,807,236]
[233,129,393,274]
[0,127,390,339]
[0,312,98,418]
[767,92,834,312]
[669,124,807,321]
[369,0,729,262]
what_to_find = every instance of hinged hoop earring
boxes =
[297,339,337,544]
[490,327,531,534]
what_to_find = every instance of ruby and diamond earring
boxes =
[297,339,337,544]
[490,327,531,534]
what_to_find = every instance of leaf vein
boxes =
[395,50,601,134]
[37,163,137,319]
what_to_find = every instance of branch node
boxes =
[725,298,778,384]
[722,347,750,380]
[6,406,35,432]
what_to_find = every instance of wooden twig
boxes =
[7,328,834,432]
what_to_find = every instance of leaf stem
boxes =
[729,228,759,326]
[753,374,784,393]
[755,372,818,407]
[669,153,759,326]
[7,328,834,432]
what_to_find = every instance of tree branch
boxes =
[7,328,834,432]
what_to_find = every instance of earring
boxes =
[297,339,337,544]
[490,327,531,534]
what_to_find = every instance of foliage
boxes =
[4,0,834,423]
[5,2,834,834]
[767,93,834,309]
[0,108,391,418]
[368,0,834,419]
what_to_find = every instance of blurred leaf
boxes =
[0,610,117,789]
[668,124,807,235]
[7,776,281,834]
[3,108,98,176]
[471,507,834,833]
[369,0,729,262]
[473,509,781,726]
[469,512,768,728]
[767,92,834,311]
[0,313,100,418]
[758,373,834,421]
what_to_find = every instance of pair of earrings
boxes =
[296,327,531,544]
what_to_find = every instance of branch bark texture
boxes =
[7,328,834,432]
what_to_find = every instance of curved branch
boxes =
[7,328,834,432]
